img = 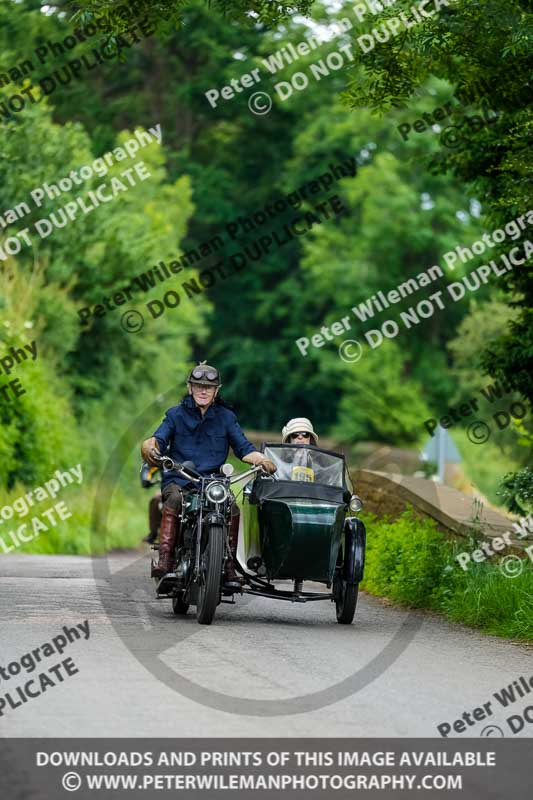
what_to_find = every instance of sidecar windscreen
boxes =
[250,444,350,504]
[264,444,345,485]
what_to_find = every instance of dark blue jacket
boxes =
[153,395,256,488]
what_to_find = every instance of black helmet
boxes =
[187,361,221,387]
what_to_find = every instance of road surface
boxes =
[1,553,531,738]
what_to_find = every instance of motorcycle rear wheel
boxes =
[196,524,224,625]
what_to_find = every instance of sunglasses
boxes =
[191,367,218,382]
[290,432,311,439]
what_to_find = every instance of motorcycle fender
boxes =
[343,517,366,584]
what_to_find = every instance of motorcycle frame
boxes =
[153,456,263,600]
[187,476,232,581]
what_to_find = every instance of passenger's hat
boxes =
[282,417,318,445]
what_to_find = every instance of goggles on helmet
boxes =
[188,365,220,385]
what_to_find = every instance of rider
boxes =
[141,362,277,588]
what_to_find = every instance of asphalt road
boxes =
[1,552,531,738]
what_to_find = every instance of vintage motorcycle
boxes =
[151,454,266,624]
[151,443,365,626]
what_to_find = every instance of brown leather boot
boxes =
[144,495,162,543]
[223,510,244,590]
[151,506,179,578]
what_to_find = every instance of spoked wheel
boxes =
[196,524,224,625]
[172,593,189,615]
[334,573,358,625]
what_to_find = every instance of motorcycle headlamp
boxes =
[206,482,228,504]
[349,495,363,513]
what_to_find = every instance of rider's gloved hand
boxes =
[141,437,161,466]
[260,459,277,475]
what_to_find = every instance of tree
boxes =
[0,96,206,482]
[341,0,532,405]
[68,0,313,34]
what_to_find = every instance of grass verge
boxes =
[0,481,147,557]
[361,507,533,641]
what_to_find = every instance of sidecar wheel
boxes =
[335,579,358,625]
[333,553,358,625]
[172,593,189,615]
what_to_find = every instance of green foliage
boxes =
[481,309,533,409]
[340,0,533,498]
[362,507,453,607]
[420,460,437,479]
[332,341,431,445]
[448,299,518,398]
[362,507,533,640]
[0,93,207,485]
[498,467,533,515]
[342,0,533,409]
[442,564,533,641]
[0,263,79,487]
[447,300,532,466]
[452,430,523,506]
[68,0,313,33]
[0,481,147,555]
[0,0,529,556]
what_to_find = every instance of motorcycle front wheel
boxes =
[196,524,224,625]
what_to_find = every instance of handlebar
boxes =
[228,464,265,484]
[153,454,201,482]
[152,454,267,484]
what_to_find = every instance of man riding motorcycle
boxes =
[141,362,276,589]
